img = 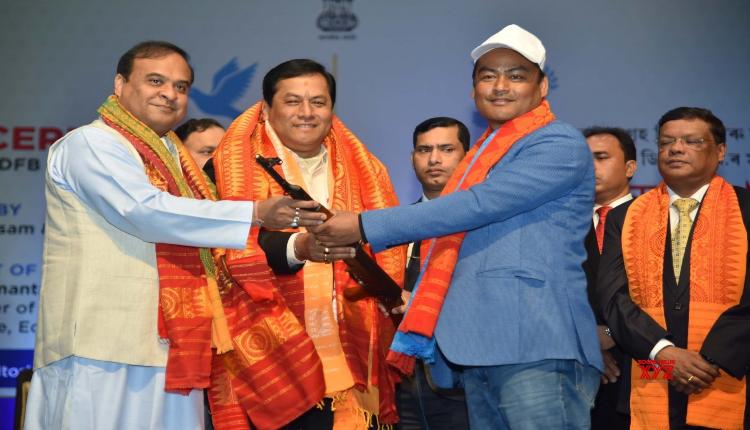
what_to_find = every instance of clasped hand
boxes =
[308,210,362,247]
[293,232,355,263]
[657,346,720,395]
[255,196,326,229]
[258,199,362,249]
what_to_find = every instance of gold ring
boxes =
[687,375,695,383]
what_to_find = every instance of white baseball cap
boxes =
[470,24,546,69]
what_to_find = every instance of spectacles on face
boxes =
[657,136,711,151]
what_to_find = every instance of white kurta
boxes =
[24,120,254,430]
[46,123,252,249]
[25,357,204,430]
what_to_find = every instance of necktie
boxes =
[595,206,612,253]
[671,198,699,281]
[404,240,421,292]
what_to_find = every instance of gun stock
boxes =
[255,155,404,324]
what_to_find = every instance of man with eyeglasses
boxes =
[597,107,750,429]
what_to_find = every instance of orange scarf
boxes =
[623,176,747,429]
[266,126,356,398]
[387,100,556,374]
[209,102,405,429]
[98,95,232,393]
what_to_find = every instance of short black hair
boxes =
[262,59,336,107]
[413,117,471,152]
[117,40,194,84]
[583,126,637,162]
[657,107,726,145]
[174,118,224,141]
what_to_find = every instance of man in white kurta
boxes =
[23,41,323,430]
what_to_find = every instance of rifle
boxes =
[255,155,404,321]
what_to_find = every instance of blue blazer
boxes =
[362,120,603,371]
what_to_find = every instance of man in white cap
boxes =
[311,24,603,428]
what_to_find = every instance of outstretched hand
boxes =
[308,210,362,246]
[255,196,326,230]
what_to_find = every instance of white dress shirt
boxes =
[282,146,329,265]
[592,193,633,228]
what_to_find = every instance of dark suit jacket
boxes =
[403,198,423,293]
[596,186,750,428]
[584,216,630,428]
[583,223,602,322]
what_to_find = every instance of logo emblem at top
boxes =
[317,0,358,32]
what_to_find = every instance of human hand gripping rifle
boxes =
[255,155,404,325]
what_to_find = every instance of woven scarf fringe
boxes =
[371,412,393,430]
[314,399,326,410]
[331,389,374,430]
[330,390,349,410]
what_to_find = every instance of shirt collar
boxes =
[293,146,327,173]
[594,193,633,212]
[666,183,710,205]
[265,121,328,173]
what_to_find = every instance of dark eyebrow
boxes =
[476,66,498,75]
[477,65,531,75]
[145,73,166,80]
[505,65,531,74]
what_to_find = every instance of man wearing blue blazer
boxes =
[312,24,602,428]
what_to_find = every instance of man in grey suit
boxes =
[312,24,602,428]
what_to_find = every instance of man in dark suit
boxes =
[582,127,637,429]
[395,117,470,430]
[597,107,750,429]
